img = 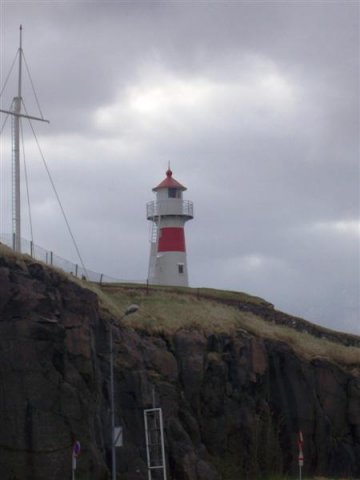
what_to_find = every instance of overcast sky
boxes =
[0,1,359,334]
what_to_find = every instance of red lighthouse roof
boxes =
[153,168,187,192]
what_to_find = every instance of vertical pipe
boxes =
[152,387,156,409]
[12,26,23,253]
[159,409,167,480]
[110,323,116,480]
[12,97,21,252]
[143,411,152,480]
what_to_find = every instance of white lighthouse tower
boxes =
[147,167,194,286]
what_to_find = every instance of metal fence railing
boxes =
[0,233,142,284]
[146,199,194,219]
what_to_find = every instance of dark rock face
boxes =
[0,256,107,480]
[0,251,359,479]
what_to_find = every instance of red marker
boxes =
[298,430,304,477]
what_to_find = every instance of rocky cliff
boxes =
[0,245,359,480]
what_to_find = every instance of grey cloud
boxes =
[1,2,358,334]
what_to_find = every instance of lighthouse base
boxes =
[148,251,189,287]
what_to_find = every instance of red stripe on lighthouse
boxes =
[158,227,185,252]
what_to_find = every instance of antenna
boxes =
[18,25,23,98]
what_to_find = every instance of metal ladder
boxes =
[144,408,167,480]
[147,215,161,282]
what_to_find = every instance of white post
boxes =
[110,323,116,480]
[72,453,76,480]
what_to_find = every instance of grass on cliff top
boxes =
[0,243,358,372]
[102,282,270,305]
[91,284,360,371]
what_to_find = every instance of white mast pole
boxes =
[12,24,23,252]
[1,25,49,253]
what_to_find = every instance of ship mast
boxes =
[0,25,49,252]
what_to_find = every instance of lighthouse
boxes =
[146,167,194,286]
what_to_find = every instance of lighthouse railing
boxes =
[146,199,193,219]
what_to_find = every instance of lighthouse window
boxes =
[168,188,177,198]
[178,263,184,274]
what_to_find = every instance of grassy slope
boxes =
[1,242,359,373]
[91,283,360,373]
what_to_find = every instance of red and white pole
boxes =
[298,431,304,480]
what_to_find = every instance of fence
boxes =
[0,233,143,285]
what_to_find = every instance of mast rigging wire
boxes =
[0,51,19,100]
[0,107,11,136]
[22,100,88,278]
[22,52,45,120]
